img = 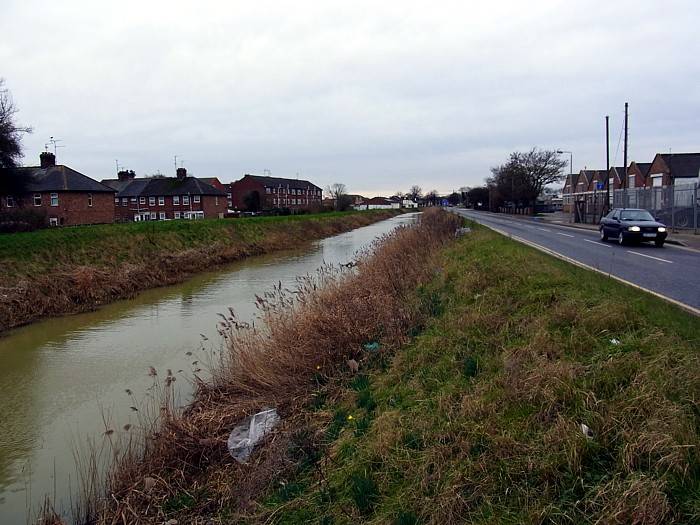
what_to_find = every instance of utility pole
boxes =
[623,102,629,188]
[605,115,610,214]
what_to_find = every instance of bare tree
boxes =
[325,182,352,211]
[408,185,422,201]
[489,148,566,209]
[426,189,439,206]
[0,79,32,195]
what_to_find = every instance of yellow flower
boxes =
[347,415,354,421]
[316,365,321,370]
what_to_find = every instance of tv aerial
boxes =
[45,136,65,156]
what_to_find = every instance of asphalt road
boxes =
[453,209,700,313]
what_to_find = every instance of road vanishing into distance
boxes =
[453,209,700,313]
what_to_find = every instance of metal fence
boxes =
[569,184,699,232]
[613,184,699,232]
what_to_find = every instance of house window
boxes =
[34,194,42,206]
[121,197,128,206]
[5,196,14,207]
[174,211,181,219]
[159,212,166,220]
[49,217,59,226]
[182,195,190,205]
[652,175,663,187]
[173,195,180,205]
[628,175,635,189]
[193,195,201,203]
[149,196,156,206]
[150,212,156,220]
[158,196,165,206]
[139,197,146,205]
[114,197,119,204]
[266,187,271,194]
[215,196,219,206]
[51,193,59,206]
[130,197,136,203]
[88,194,93,207]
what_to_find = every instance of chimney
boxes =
[117,169,136,182]
[40,152,56,168]
[176,167,187,180]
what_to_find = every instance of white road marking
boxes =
[585,239,610,248]
[537,227,551,232]
[626,251,673,264]
[556,232,575,238]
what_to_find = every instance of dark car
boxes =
[599,208,668,247]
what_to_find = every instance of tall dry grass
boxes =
[41,208,461,524]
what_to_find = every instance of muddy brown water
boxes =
[0,213,418,524]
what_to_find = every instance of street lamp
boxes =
[557,150,573,222]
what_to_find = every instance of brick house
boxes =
[647,153,700,188]
[0,152,115,226]
[102,168,227,222]
[199,177,227,192]
[229,174,322,211]
[626,161,652,189]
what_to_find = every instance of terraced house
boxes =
[229,174,322,211]
[0,152,115,226]
[102,167,227,222]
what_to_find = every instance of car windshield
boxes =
[620,210,654,221]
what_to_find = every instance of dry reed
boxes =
[40,208,461,524]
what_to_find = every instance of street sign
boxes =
[596,182,604,190]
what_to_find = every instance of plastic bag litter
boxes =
[455,227,471,237]
[364,342,380,352]
[227,408,280,463]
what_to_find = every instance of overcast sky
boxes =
[1,1,698,196]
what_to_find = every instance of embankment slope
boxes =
[0,210,399,333]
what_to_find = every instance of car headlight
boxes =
[628,226,641,232]
[658,227,666,233]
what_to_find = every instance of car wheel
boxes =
[600,228,608,241]
[618,232,626,245]
[655,240,665,248]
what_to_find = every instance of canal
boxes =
[0,213,418,523]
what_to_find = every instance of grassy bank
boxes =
[0,210,400,333]
[251,222,700,524]
[40,209,461,525]
[43,213,700,524]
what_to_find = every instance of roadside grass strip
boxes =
[254,222,700,524]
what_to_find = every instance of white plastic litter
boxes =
[580,423,594,440]
[610,338,621,346]
[227,408,280,463]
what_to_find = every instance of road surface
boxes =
[453,209,700,313]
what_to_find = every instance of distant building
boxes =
[199,177,227,192]
[0,152,115,226]
[353,197,401,210]
[229,174,322,211]
[102,167,227,222]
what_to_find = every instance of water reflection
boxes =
[0,213,418,523]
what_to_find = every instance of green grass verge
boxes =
[0,211,383,280]
[250,222,700,524]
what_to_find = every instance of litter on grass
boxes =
[580,423,594,440]
[227,408,281,463]
[364,342,380,352]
